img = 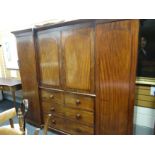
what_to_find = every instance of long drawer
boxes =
[40,89,63,104]
[65,119,94,135]
[43,114,94,135]
[64,93,94,112]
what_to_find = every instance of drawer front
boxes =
[42,101,64,115]
[65,119,94,135]
[43,114,67,133]
[50,116,67,132]
[64,93,94,112]
[64,107,94,126]
[40,89,63,104]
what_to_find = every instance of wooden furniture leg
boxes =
[12,90,16,107]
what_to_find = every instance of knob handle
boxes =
[50,107,55,111]
[76,113,81,120]
[76,99,80,105]
[52,120,56,124]
[49,94,54,99]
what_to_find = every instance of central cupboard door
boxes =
[37,30,61,88]
[62,25,95,93]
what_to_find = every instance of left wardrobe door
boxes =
[13,30,42,126]
[36,29,61,88]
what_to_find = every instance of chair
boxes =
[0,104,52,135]
[0,107,24,135]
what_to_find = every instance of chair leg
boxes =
[17,108,25,134]
[43,114,52,135]
[34,128,40,135]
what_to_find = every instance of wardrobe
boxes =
[13,19,139,134]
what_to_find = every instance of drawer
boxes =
[40,89,63,104]
[50,116,67,132]
[42,101,64,115]
[65,119,94,135]
[64,93,94,112]
[64,107,94,126]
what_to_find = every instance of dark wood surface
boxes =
[62,25,95,93]
[13,19,139,134]
[14,31,42,125]
[95,20,139,134]
[37,30,61,88]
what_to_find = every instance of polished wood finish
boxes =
[13,30,41,125]
[62,26,94,93]
[95,20,139,134]
[40,89,63,104]
[65,119,94,135]
[64,93,94,112]
[13,19,139,134]
[42,101,64,115]
[64,107,94,126]
[43,114,94,135]
[37,30,61,87]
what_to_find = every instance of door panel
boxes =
[95,20,139,134]
[37,30,60,87]
[62,26,94,93]
[16,32,41,125]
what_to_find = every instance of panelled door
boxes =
[37,29,61,88]
[95,20,139,134]
[16,31,41,125]
[61,24,95,93]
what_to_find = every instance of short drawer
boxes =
[65,119,94,135]
[42,101,64,115]
[40,89,63,104]
[64,107,94,126]
[64,93,94,112]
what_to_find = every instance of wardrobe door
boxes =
[37,30,61,88]
[95,20,139,134]
[14,30,41,125]
[62,25,95,93]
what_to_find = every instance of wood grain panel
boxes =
[65,119,94,135]
[95,20,139,134]
[15,31,41,125]
[42,101,65,115]
[37,30,60,87]
[62,26,94,92]
[64,93,94,112]
[40,89,63,104]
[64,107,94,126]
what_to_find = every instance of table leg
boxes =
[12,91,16,107]
[1,90,4,100]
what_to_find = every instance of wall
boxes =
[0,32,20,79]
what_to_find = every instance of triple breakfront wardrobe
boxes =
[13,19,139,135]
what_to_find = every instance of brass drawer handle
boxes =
[50,107,55,111]
[49,94,54,99]
[76,99,81,105]
[76,114,81,120]
[52,120,56,124]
